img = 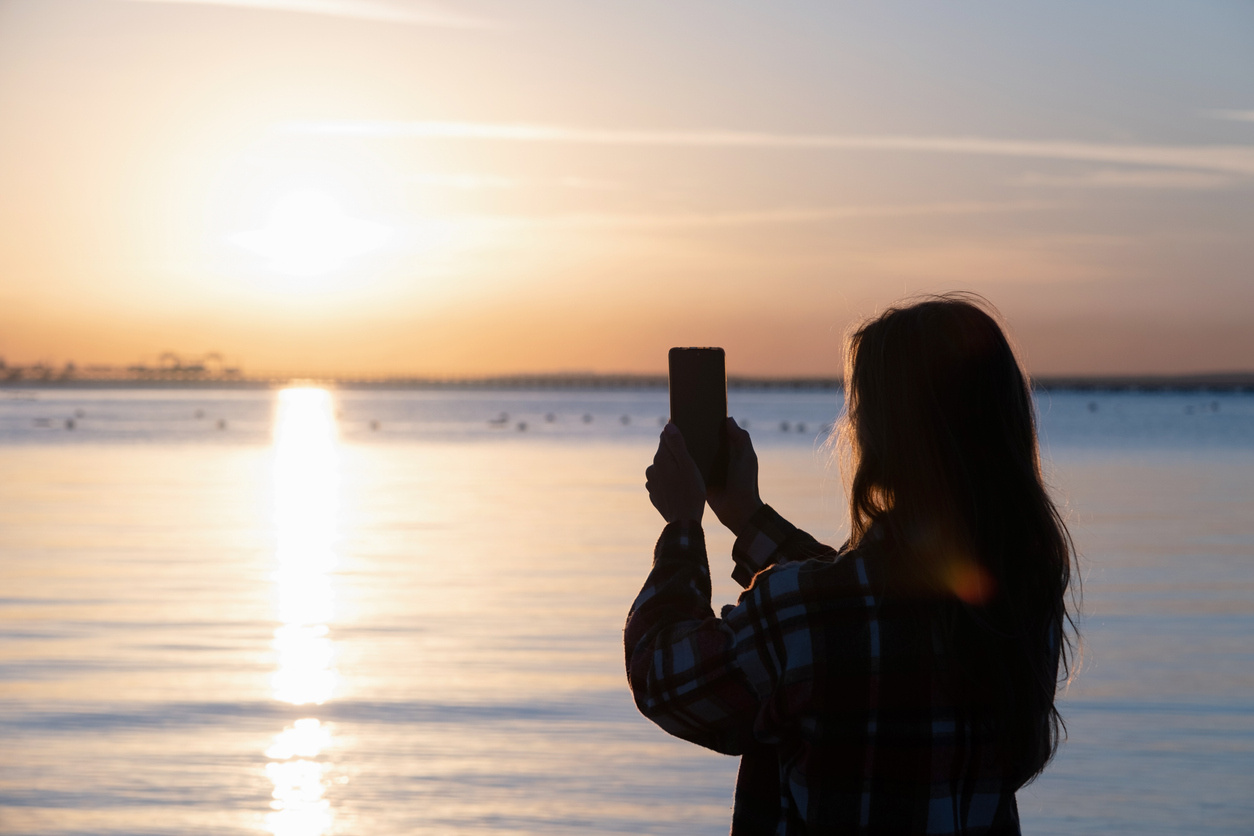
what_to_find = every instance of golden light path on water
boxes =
[266,387,340,836]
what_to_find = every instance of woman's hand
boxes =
[645,424,706,524]
[706,417,764,537]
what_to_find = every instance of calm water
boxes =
[1,387,1251,835]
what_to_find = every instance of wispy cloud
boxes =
[409,172,516,189]
[1204,109,1254,124]
[557,176,633,192]
[119,0,493,27]
[405,173,635,191]
[1013,169,1233,190]
[286,121,1254,176]
[465,200,1045,231]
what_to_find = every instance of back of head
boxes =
[842,293,1075,786]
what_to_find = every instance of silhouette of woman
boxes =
[627,295,1076,835]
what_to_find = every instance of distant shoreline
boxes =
[3,371,1254,392]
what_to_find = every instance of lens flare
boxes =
[945,559,996,606]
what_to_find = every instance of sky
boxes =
[0,0,1252,377]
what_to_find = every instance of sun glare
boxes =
[271,386,340,705]
[231,189,392,279]
[267,387,340,836]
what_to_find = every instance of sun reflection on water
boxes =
[266,387,340,836]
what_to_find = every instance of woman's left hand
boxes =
[645,424,706,524]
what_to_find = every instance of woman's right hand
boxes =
[707,417,764,537]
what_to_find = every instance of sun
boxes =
[230,189,393,279]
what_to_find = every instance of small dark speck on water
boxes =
[797,423,806,433]
[780,421,790,432]
[65,418,75,430]
[1088,402,1098,413]
[369,420,380,431]
[545,412,556,423]
[582,413,593,424]
[517,421,527,432]
[216,419,227,430]
[620,415,630,425]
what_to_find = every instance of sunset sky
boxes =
[1,0,1252,377]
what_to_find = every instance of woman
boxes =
[626,295,1076,835]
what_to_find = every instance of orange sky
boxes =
[1,0,1252,377]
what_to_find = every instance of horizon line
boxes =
[5,369,1254,392]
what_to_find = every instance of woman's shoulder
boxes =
[720,544,890,680]
[739,540,884,611]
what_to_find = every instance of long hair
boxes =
[840,293,1077,786]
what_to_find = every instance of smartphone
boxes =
[668,347,728,488]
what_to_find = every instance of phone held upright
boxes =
[667,347,729,488]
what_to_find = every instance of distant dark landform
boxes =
[2,364,1253,392]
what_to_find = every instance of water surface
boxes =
[1,387,1251,834]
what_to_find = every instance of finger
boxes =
[726,416,750,446]
[650,446,680,484]
[661,423,690,460]
[664,440,698,478]
[652,442,670,468]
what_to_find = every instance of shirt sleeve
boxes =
[624,520,816,756]
[624,521,769,755]
[730,504,839,588]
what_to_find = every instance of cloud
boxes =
[1013,169,1233,190]
[557,176,633,192]
[1205,109,1254,124]
[406,173,634,191]
[285,121,1254,176]
[464,200,1046,231]
[409,172,516,189]
[118,0,493,27]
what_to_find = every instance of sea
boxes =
[0,385,1251,836]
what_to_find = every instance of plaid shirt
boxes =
[624,505,1023,835]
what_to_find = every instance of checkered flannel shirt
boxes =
[624,505,1023,835]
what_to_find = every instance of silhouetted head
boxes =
[841,293,1076,786]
